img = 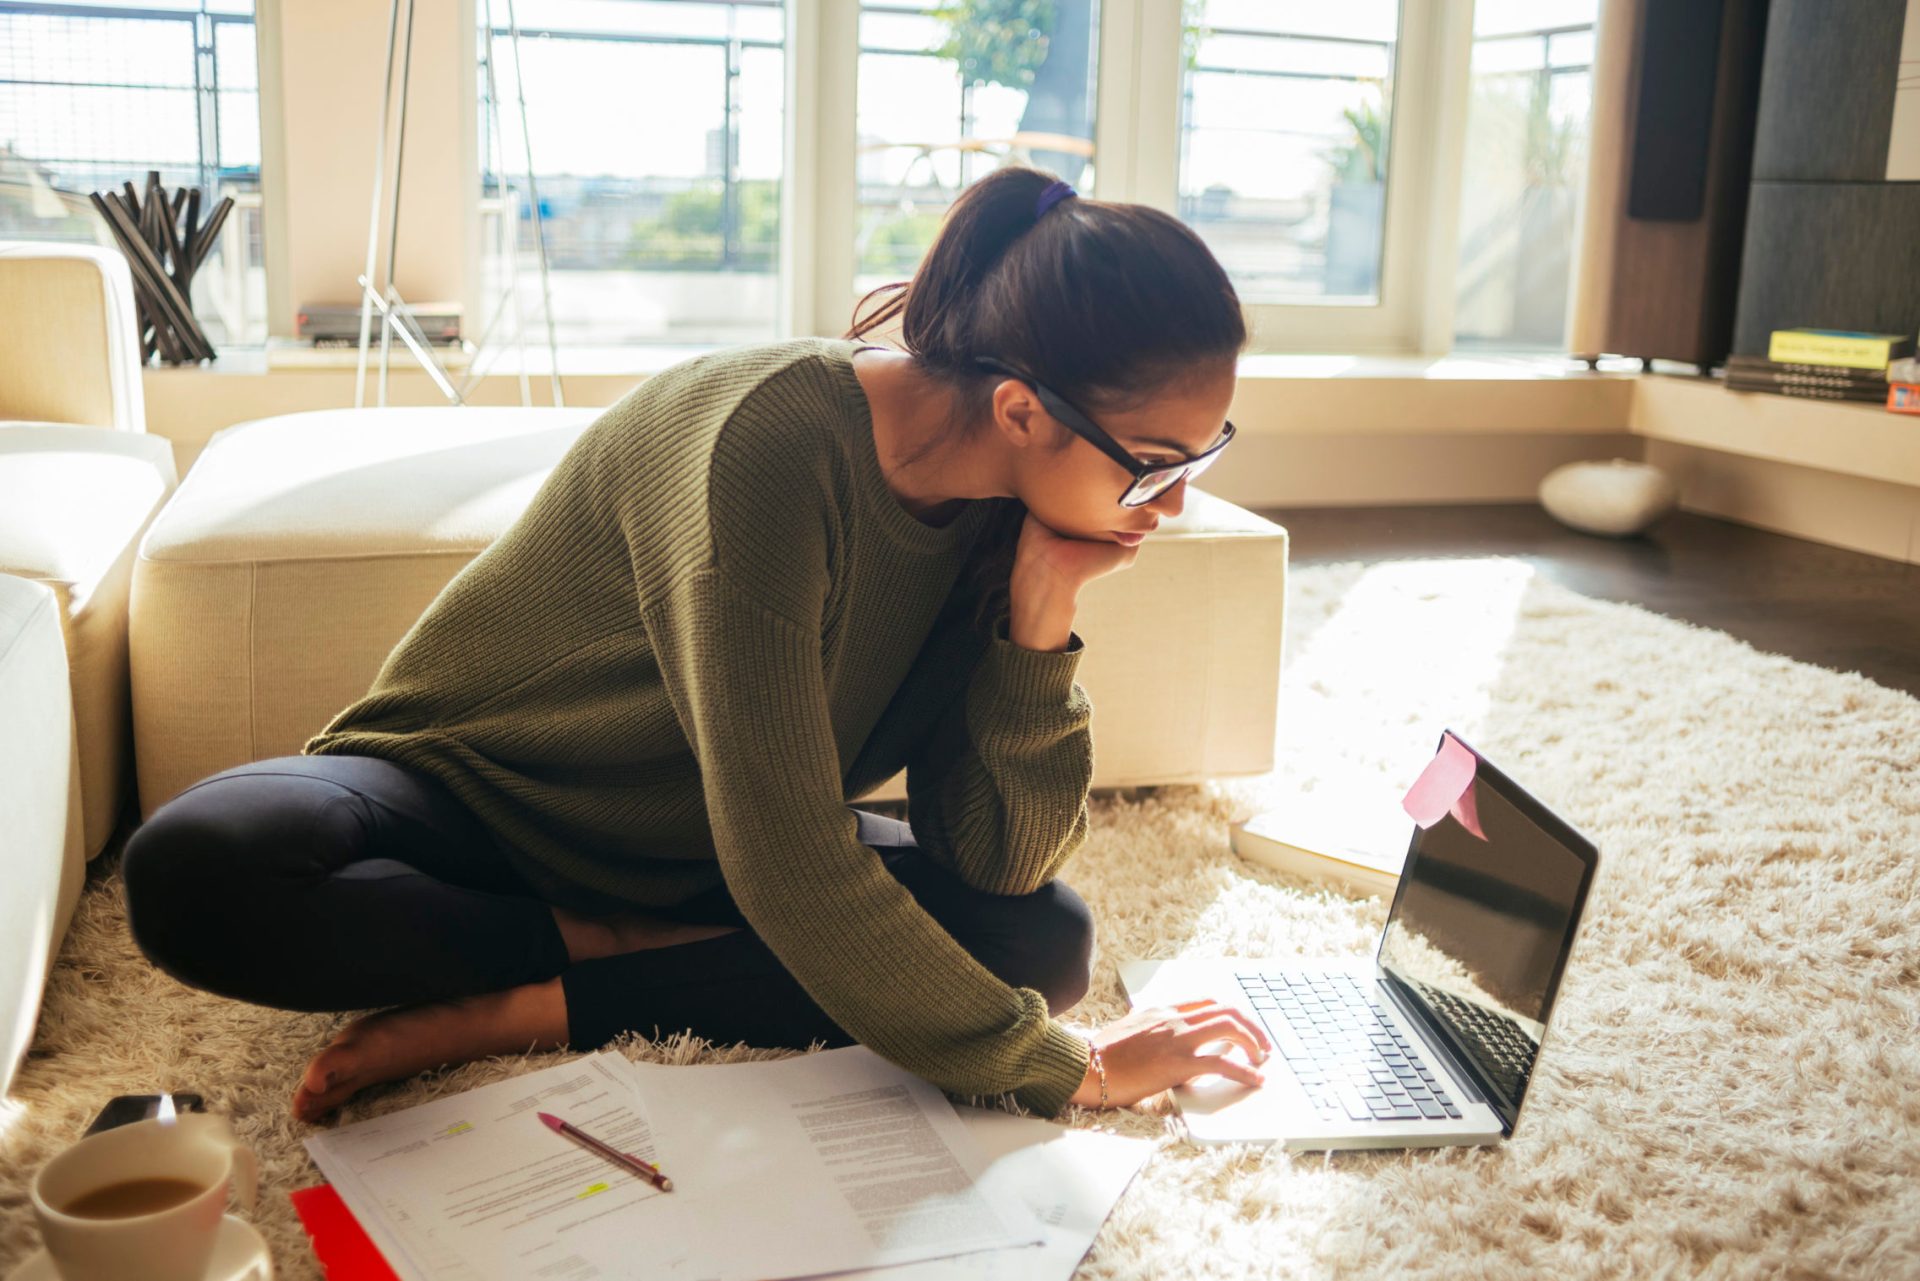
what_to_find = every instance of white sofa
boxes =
[129,406,1291,819]
[0,424,177,853]
[0,243,179,1089]
[0,243,179,857]
[0,574,85,1096]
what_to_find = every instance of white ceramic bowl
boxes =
[1538,458,1678,537]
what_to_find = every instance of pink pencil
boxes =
[537,1111,674,1193]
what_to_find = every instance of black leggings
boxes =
[120,755,1094,1053]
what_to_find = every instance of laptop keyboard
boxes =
[1412,981,1536,1103]
[1236,971,1461,1124]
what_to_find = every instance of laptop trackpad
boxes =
[1172,1048,1315,1121]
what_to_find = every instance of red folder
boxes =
[289,1184,403,1281]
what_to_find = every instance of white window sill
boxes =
[1233,352,1644,381]
[163,341,730,379]
[158,341,1651,383]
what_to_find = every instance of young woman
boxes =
[122,166,1272,1124]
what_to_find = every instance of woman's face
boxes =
[1004,361,1238,545]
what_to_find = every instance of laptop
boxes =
[1118,730,1599,1151]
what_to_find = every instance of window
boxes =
[1452,0,1598,350]
[1166,0,1457,352]
[477,0,786,348]
[0,0,267,346]
[452,0,1596,357]
[1178,2,1401,305]
[852,0,1100,301]
[47,0,1593,364]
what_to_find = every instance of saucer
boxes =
[7,1213,272,1281]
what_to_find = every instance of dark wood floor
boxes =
[1250,504,1920,699]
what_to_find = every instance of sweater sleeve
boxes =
[897,613,1095,898]
[641,565,1092,1116]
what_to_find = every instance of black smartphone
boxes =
[85,1093,208,1136]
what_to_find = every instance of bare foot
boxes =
[551,906,742,963]
[294,979,569,1124]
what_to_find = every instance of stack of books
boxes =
[1723,329,1914,405]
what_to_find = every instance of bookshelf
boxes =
[1630,375,1920,489]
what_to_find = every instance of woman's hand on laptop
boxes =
[1069,998,1272,1108]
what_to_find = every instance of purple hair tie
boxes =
[1035,180,1077,219]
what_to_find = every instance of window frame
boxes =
[249,0,1486,358]
[784,0,1478,355]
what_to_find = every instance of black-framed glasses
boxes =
[972,356,1236,508]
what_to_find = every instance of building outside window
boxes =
[477,0,786,348]
[0,0,266,347]
[852,0,1100,299]
[1177,1,1401,306]
[1452,0,1599,351]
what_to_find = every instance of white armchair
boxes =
[0,241,178,862]
[0,242,148,433]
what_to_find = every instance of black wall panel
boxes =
[1750,0,1906,181]
[1731,181,1920,354]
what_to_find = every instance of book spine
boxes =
[1767,331,1905,370]
[1725,370,1888,390]
[1725,377,1889,402]
[1725,357,1889,385]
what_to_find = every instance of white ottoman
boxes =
[130,407,1289,817]
[0,573,85,1096]
[0,424,179,856]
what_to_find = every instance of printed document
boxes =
[305,1046,1152,1281]
[626,1047,1041,1281]
[306,1052,684,1280]
[816,1107,1154,1281]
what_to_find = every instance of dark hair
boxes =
[844,165,1246,631]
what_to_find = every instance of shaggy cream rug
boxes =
[4,557,1918,1280]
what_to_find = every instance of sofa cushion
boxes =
[0,424,177,855]
[0,424,177,602]
[137,407,599,562]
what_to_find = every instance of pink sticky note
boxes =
[1401,732,1488,841]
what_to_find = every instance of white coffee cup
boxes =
[29,1112,258,1281]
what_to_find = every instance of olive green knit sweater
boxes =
[302,336,1095,1115]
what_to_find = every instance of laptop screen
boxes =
[1375,741,1594,1127]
